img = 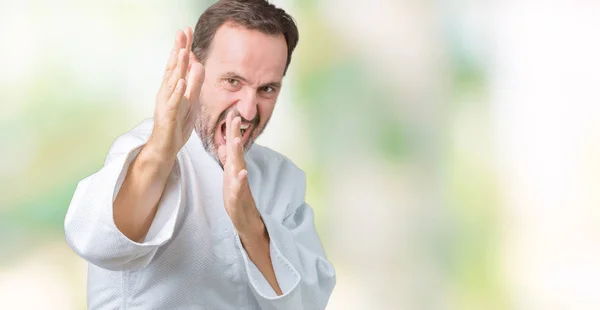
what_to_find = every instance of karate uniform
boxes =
[64,119,336,309]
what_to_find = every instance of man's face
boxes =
[193,22,288,162]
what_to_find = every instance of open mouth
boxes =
[219,120,252,147]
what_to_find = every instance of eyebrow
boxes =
[222,71,282,89]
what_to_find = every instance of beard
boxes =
[194,99,266,164]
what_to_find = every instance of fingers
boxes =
[184,26,194,73]
[184,26,193,52]
[177,29,187,50]
[223,111,249,197]
[225,110,234,145]
[161,49,189,103]
[163,30,186,83]
[218,145,227,167]
[172,49,189,89]
[226,110,234,162]
[222,144,248,189]
[185,62,205,100]
[226,110,243,142]
[167,79,186,109]
[159,29,191,105]
[232,117,244,160]
[226,112,246,172]
[225,111,237,156]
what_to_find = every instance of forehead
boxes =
[205,22,288,82]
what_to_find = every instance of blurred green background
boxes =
[1,1,600,309]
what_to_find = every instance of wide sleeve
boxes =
[237,168,336,310]
[64,119,184,271]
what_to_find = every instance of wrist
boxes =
[145,134,178,163]
[237,213,268,246]
[137,140,177,177]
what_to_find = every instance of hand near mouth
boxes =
[217,110,282,295]
[218,110,263,237]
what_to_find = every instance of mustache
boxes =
[215,107,260,128]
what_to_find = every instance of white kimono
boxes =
[64,119,336,310]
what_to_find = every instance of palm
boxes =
[151,27,204,160]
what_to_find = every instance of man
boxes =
[63,1,336,309]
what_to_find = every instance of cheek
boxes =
[201,83,236,117]
[257,101,276,125]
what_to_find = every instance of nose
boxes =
[235,89,258,121]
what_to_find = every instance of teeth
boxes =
[240,123,249,136]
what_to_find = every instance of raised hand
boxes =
[149,27,204,161]
[218,111,263,236]
[217,111,282,295]
[112,28,204,243]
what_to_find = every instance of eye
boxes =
[261,86,274,93]
[227,78,239,86]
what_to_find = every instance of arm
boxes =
[113,26,203,243]
[64,27,204,270]
[238,214,284,295]
[217,112,283,296]
[240,188,336,310]
[63,123,183,270]
[112,140,176,242]
[217,113,336,309]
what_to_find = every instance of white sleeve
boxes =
[64,119,184,271]
[237,171,336,310]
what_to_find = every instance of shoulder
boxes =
[247,144,304,175]
[246,144,308,215]
[246,144,307,188]
[120,118,154,141]
[105,118,154,162]
[110,118,153,146]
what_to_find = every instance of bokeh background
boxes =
[1,0,600,309]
